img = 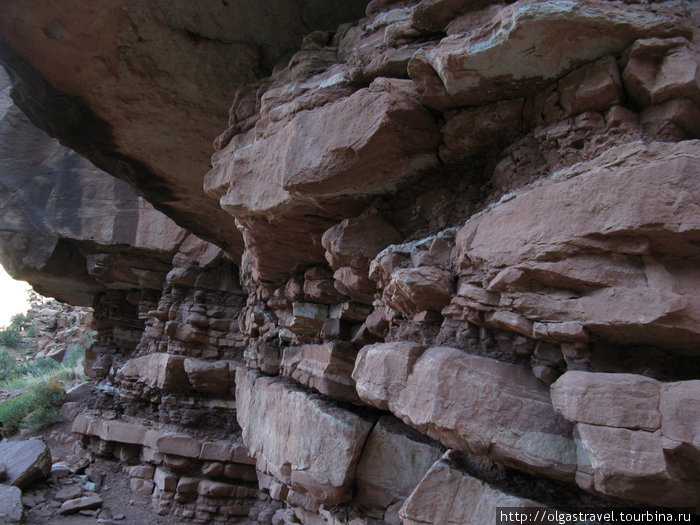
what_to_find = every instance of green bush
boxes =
[0,375,65,435]
[32,376,65,406]
[0,357,61,388]
[0,392,36,435]
[8,313,26,331]
[0,313,28,348]
[17,357,60,377]
[0,349,18,382]
[64,346,84,368]
[2,367,78,391]
[0,327,22,347]
[25,405,61,430]
[0,320,93,436]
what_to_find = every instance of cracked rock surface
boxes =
[1,0,699,523]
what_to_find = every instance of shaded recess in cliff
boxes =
[1,0,700,523]
[0,0,370,257]
[0,67,187,305]
[0,48,206,253]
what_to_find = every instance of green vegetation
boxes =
[0,348,16,378]
[0,375,67,435]
[0,345,89,392]
[0,353,61,387]
[0,313,27,348]
[0,288,94,436]
[0,331,93,436]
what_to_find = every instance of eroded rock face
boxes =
[1,0,700,522]
[0,67,187,305]
[0,1,370,255]
[408,0,690,109]
[453,140,700,352]
[235,368,373,506]
[208,77,440,282]
[551,371,700,506]
[29,300,93,361]
[400,451,545,525]
[215,80,438,212]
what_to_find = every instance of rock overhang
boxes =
[0,0,371,258]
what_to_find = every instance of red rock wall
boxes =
[1,0,699,523]
[213,0,700,520]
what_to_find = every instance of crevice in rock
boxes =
[588,343,700,382]
[444,450,639,510]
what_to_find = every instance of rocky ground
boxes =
[3,419,177,525]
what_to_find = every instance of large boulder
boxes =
[623,37,700,108]
[0,485,23,524]
[660,380,700,462]
[453,140,700,352]
[353,342,426,411]
[550,371,661,431]
[409,0,690,109]
[383,266,453,316]
[575,424,696,507]
[353,344,576,481]
[322,214,403,270]
[0,439,51,488]
[183,359,235,395]
[236,368,374,506]
[400,451,546,525]
[551,372,700,506]
[280,342,360,403]
[116,353,189,392]
[355,416,442,510]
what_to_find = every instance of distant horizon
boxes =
[0,265,31,328]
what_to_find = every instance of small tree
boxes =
[9,313,26,330]
[0,314,24,348]
[0,349,18,381]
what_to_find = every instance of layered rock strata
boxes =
[0,0,699,523]
[0,64,259,521]
[551,371,700,506]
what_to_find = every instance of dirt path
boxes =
[16,420,185,525]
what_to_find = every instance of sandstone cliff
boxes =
[0,0,699,523]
